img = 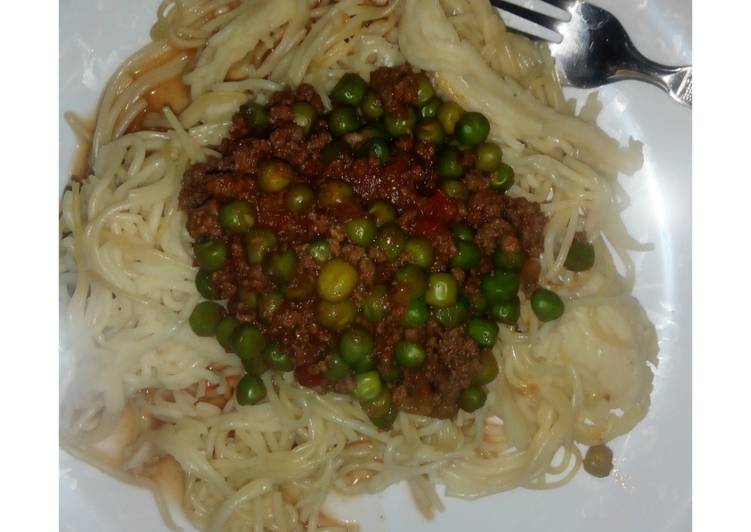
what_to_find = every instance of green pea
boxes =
[583,445,614,478]
[263,343,294,372]
[250,243,277,275]
[240,103,268,136]
[395,341,427,369]
[354,371,383,402]
[380,364,401,383]
[437,148,464,179]
[384,107,417,138]
[232,324,267,360]
[318,180,353,208]
[401,297,428,327]
[361,388,392,419]
[257,292,283,323]
[531,288,565,322]
[472,351,499,386]
[419,97,441,119]
[375,223,407,261]
[474,142,503,172]
[366,137,390,164]
[328,106,361,137]
[236,374,266,405]
[308,237,332,263]
[468,318,499,347]
[216,316,241,351]
[236,288,258,308]
[195,269,219,300]
[564,240,595,272]
[414,72,435,105]
[394,265,428,300]
[292,101,317,135]
[325,353,351,381]
[425,272,458,308]
[370,405,399,430]
[362,285,389,322]
[263,248,298,283]
[321,139,349,163]
[284,184,314,214]
[254,287,280,311]
[359,125,386,141]
[416,118,445,144]
[352,351,377,373]
[452,223,474,242]
[332,73,368,106]
[493,248,523,272]
[242,354,268,376]
[317,258,359,302]
[437,101,464,135]
[258,159,295,192]
[340,327,375,365]
[218,200,256,233]
[405,237,434,268]
[455,112,490,147]
[317,299,356,331]
[441,179,467,201]
[242,286,263,307]
[450,240,481,270]
[188,301,225,337]
[433,297,470,327]
[360,90,384,121]
[468,290,488,313]
[245,228,277,264]
[489,163,515,192]
[194,239,227,271]
[489,296,521,325]
[459,386,487,412]
[345,218,377,246]
[284,277,315,301]
[481,271,519,305]
[367,199,396,227]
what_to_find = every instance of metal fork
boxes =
[490,0,692,107]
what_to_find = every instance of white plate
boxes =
[59,1,692,530]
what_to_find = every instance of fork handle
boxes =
[611,40,692,108]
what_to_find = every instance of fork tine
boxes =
[539,0,575,10]
[491,0,564,34]
[505,26,547,43]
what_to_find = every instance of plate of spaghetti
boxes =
[59,0,691,531]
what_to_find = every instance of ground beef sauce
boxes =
[180,65,547,425]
